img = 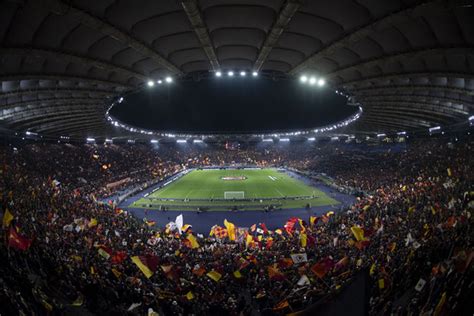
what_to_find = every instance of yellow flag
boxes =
[246,234,253,247]
[447,168,452,177]
[2,209,14,228]
[378,279,385,289]
[224,219,236,241]
[186,234,200,249]
[369,263,376,276]
[351,226,365,241]
[111,268,122,279]
[300,232,307,247]
[88,218,98,228]
[207,270,222,282]
[309,216,317,227]
[233,270,242,278]
[408,206,416,214]
[186,291,194,300]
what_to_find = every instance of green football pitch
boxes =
[130,168,339,211]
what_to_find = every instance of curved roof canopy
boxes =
[0,0,473,138]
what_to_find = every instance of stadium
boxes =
[0,1,473,315]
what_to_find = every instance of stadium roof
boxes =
[0,0,473,139]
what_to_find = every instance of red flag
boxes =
[311,257,334,278]
[8,227,32,251]
[268,266,286,281]
[284,217,298,235]
[260,223,268,235]
[111,251,127,264]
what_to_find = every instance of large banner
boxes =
[106,177,131,189]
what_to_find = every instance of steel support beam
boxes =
[181,0,220,70]
[253,0,303,71]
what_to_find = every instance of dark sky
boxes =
[111,78,357,133]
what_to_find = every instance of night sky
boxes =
[111,78,357,134]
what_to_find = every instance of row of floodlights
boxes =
[299,75,325,87]
[147,77,173,87]
[215,71,258,77]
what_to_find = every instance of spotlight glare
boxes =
[300,75,308,83]
[150,139,158,143]
[215,71,222,77]
[252,71,258,77]
[165,77,172,83]
[309,77,316,85]
[240,71,246,77]
[317,78,325,86]
[157,80,162,84]
[228,71,234,77]
[147,80,154,87]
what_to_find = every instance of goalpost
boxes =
[224,191,245,199]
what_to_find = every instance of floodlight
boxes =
[228,71,234,77]
[193,139,203,143]
[280,138,290,142]
[147,80,154,87]
[240,71,246,77]
[309,77,316,85]
[165,77,172,83]
[176,139,187,143]
[118,97,124,103]
[317,78,325,86]
[157,80,162,84]
[308,137,315,141]
[252,71,258,77]
[377,133,386,137]
[150,139,158,143]
[300,75,308,83]
[86,138,95,142]
[215,71,222,77]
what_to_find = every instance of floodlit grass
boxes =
[130,168,339,211]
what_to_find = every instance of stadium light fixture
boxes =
[118,97,124,103]
[308,137,315,141]
[300,75,308,83]
[147,80,154,87]
[317,78,325,86]
[150,139,158,143]
[86,137,95,142]
[469,115,474,121]
[105,139,113,143]
[165,77,173,83]
[157,80,162,84]
[280,138,290,142]
[176,139,187,143]
[215,71,222,77]
[240,71,246,77]
[309,77,317,85]
[252,71,258,77]
[397,131,407,135]
[429,126,441,133]
[377,133,386,137]
[262,138,273,142]
[193,139,203,143]
[228,71,234,77]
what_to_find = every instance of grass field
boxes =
[130,168,339,211]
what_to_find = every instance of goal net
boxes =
[224,191,245,199]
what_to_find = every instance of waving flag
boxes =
[8,226,32,251]
[311,257,334,278]
[175,214,183,234]
[309,216,318,227]
[207,270,222,282]
[2,209,14,228]
[268,266,285,281]
[291,253,308,264]
[186,234,200,249]
[224,219,236,241]
[351,226,366,241]
[131,255,159,278]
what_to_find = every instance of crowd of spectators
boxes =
[1,138,472,315]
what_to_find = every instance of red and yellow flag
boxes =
[8,226,32,251]
[131,255,159,278]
